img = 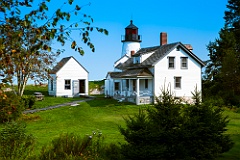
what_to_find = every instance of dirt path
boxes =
[23,97,94,114]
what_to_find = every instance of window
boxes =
[145,79,148,89]
[50,79,53,91]
[115,82,120,90]
[181,57,188,69]
[64,79,71,90]
[174,77,181,89]
[168,57,175,69]
[126,79,129,89]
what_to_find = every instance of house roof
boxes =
[108,68,153,78]
[49,56,88,74]
[116,42,205,70]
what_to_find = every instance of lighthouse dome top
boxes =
[125,20,138,29]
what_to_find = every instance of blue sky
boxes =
[51,0,228,81]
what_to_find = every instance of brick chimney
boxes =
[184,44,193,51]
[160,32,167,46]
[131,50,135,57]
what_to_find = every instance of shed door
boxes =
[79,80,85,93]
[72,80,79,96]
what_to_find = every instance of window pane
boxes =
[181,57,188,68]
[115,82,119,90]
[169,57,175,68]
[175,77,181,88]
[65,80,71,90]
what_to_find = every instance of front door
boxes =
[79,80,85,93]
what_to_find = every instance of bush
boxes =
[0,122,35,160]
[39,130,104,160]
[100,143,123,160]
[21,95,36,109]
[0,91,25,123]
[119,86,234,159]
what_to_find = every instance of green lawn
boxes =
[24,97,141,155]
[22,85,86,109]
[2,85,240,159]
[218,109,240,160]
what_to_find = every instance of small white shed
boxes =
[48,56,89,97]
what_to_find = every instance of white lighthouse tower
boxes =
[121,20,142,57]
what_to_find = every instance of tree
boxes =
[119,86,233,159]
[204,0,240,105]
[0,0,108,96]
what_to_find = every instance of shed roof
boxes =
[49,56,88,74]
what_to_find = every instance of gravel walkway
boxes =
[23,97,94,114]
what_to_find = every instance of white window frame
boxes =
[64,79,71,90]
[168,57,175,69]
[174,77,181,89]
[181,57,188,69]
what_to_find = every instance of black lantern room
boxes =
[122,20,142,42]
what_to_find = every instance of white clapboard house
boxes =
[104,20,205,105]
[48,56,89,97]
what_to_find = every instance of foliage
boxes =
[100,143,123,160]
[0,122,35,160]
[119,86,233,159]
[89,80,104,93]
[0,0,108,96]
[39,131,104,160]
[21,95,36,109]
[0,91,25,123]
[204,0,240,106]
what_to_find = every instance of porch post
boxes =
[136,78,140,105]
[113,79,115,97]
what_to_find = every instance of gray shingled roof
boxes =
[109,68,153,78]
[49,56,88,74]
[116,42,205,70]
[49,57,71,74]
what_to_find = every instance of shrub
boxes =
[100,143,123,160]
[0,122,35,160]
[0,91,25,123]
[39,130,104,160]
[21,95,36,109]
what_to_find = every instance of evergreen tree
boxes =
[204,0,240,105]
[119,87,233,159]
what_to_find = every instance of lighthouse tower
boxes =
[121,20,142,57]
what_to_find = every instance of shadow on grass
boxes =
[86,97,134,107]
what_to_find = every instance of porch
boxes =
[113,78,154,105]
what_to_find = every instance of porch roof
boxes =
[110,68,153,79]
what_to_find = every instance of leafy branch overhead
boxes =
[0,0,108,96]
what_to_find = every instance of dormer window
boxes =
[168,57,175,69]
[134,57,140,64]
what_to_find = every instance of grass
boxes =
[24,96,141,155]
[217,109,240,160]
[23,85,85,109]
[2,85,240,159]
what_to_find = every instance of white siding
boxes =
[55,57,88,97]
[154,48,202,102]
[104,74,114,97]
